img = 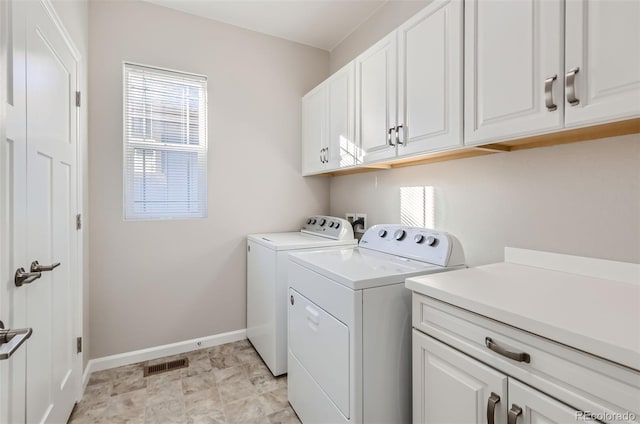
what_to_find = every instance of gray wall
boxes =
[51,0,90,367]
[329,2,640,266]
[330,0,430,73]
[89,1,330,358]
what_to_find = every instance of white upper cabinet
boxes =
[464,0,565,145]
[356,32,398,163]
[326,63,357,170]
[301,83,326,175]
[564,0,640,127]
[302,63,356,175]
[397,0,463,157]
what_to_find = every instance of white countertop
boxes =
[405,249,640,371]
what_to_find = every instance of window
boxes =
[123,63,208,220]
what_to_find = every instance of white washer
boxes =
[287,224,466,424]
[247,216,356,376]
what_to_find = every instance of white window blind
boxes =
[123,63,208,220]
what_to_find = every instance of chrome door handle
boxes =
[387,127,395,146]
[320,148,325,164]
[325,147,329,163]
[0,321,33,360]
[15,268,42,287]
[487,392,500,424]
[508,404,523,424]
[30,260,60,272]
[485,337,530,363]
[566,67,580,106]
[544,75,558,111]
[395,124,404,145]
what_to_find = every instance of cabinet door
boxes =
[412,330,508,424]
[508,379,582,424]
[356,32,397,163]
[326,62,356,170]
[464,0,564,145]
[301,84,326,175]
[564,0,640,127]
[397,0,463,157]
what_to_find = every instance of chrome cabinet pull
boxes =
[325,146,329,163]
[487,392,501,424]
[387,127,395,146]
[15,268,42,287]
[30,261,60,272]
[0,320,33,360]
[485,337,530,363]
[508,404,523,424]
[395,124,404,145]
[544,75,558,111]
[566,67,580,106]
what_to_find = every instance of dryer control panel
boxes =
[301,216,354,241]
[359,225,465,267]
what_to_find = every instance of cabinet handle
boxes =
[544,75,558,111]
[487,392,500,424]
[507,404,522,424]
[387,127,395,146]
[395,124,404,145]
[325,146,329,163]
[485,337,530,363]
[320,148,324,163]
[565,67,580,106]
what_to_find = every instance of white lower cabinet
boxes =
[413,330,582,424]
[413,330,507,424]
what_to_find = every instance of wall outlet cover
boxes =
[354,213,367,234]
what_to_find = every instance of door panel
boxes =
[24,1,78,422]
[564,0,640,127]
[356,32,397,163]
[326,63,356,170]
[508,379,581,424]
[464,0,564,145]
[289,289,350,418]
[412,330,508,424]
[397,0,463,156]
[301,84,326,175]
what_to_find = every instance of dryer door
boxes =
[289,288,350,418]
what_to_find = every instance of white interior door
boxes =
[2,1,81,423]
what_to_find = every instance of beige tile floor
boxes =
[69,340,300,424]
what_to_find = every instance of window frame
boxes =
[122,62,208,221]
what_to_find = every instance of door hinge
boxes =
[76,213,82,230]
[75,91,81,107]
[76,337,82,354]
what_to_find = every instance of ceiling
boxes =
[141,0,388,51]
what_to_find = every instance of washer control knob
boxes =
[311,218,317,225]
[335,223,340,229]
[306,218,313,224]
[414,234,425,244]
[328,221,335,228]
[378,229,387,238]
[394,229,406,241]
[319,218,327,226]
[426,236,437,246]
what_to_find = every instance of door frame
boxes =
[0,0,85,417]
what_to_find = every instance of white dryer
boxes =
[247,216,356,376]
[287,225,465,424]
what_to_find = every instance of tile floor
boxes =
[69,340,300,424]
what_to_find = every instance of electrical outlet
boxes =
[354,213,367,234]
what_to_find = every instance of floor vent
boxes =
[143,358,189,377]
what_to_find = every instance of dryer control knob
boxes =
[335,223,340,229]
[319,218,327,226]
[426,236,437,246]
[306,219,313,224]
[311,219,317,224]
[328,221,335,228]
[414,234,425,244]
[394,229,406,241]
[378,229,387,238]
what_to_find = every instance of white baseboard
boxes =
[81,329,246,390]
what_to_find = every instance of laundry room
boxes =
[0,1,638,424]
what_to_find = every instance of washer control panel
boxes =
[359,224,465,267]
[301,216,354,240]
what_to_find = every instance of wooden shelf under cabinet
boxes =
[314,117,640,177]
